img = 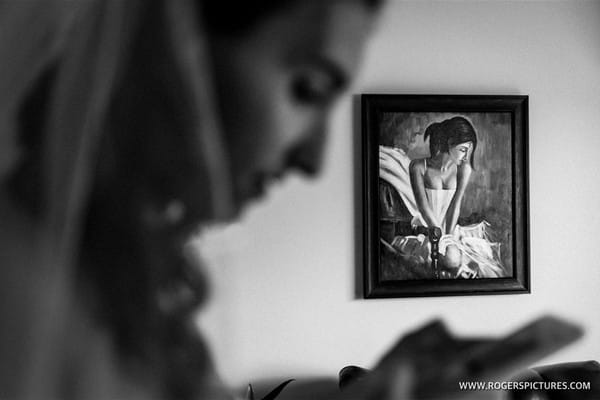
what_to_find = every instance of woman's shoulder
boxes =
[457,162,473,177]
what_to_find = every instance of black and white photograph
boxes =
[1,1,599,399]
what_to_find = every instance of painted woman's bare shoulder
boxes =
[456,162,473,186]
[457,162,473,177]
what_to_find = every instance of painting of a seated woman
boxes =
[378,112,513,281]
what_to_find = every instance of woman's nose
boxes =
[285,124,327,177]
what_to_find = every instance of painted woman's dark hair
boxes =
[425,116,477,168]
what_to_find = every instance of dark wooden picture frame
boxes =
[363,94,529,298]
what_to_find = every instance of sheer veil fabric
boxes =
[0,1,233,398]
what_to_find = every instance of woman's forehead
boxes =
[248,1,377,81]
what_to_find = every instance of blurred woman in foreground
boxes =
[0,1,576,399]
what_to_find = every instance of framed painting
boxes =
[362,94,529,298]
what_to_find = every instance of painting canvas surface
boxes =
[378,112,513,281]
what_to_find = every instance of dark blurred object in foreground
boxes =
[509,360,600,400]
[339,316,583,399]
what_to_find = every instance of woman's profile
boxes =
[392,116,506,278]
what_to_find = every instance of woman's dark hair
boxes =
[425,116,477,168]
[200,0,383,35]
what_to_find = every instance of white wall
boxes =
[196,0,600,388]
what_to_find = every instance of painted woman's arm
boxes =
[409,159,440,228]
[445,163,472,234]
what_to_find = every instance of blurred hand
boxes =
[339,316,582,400]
